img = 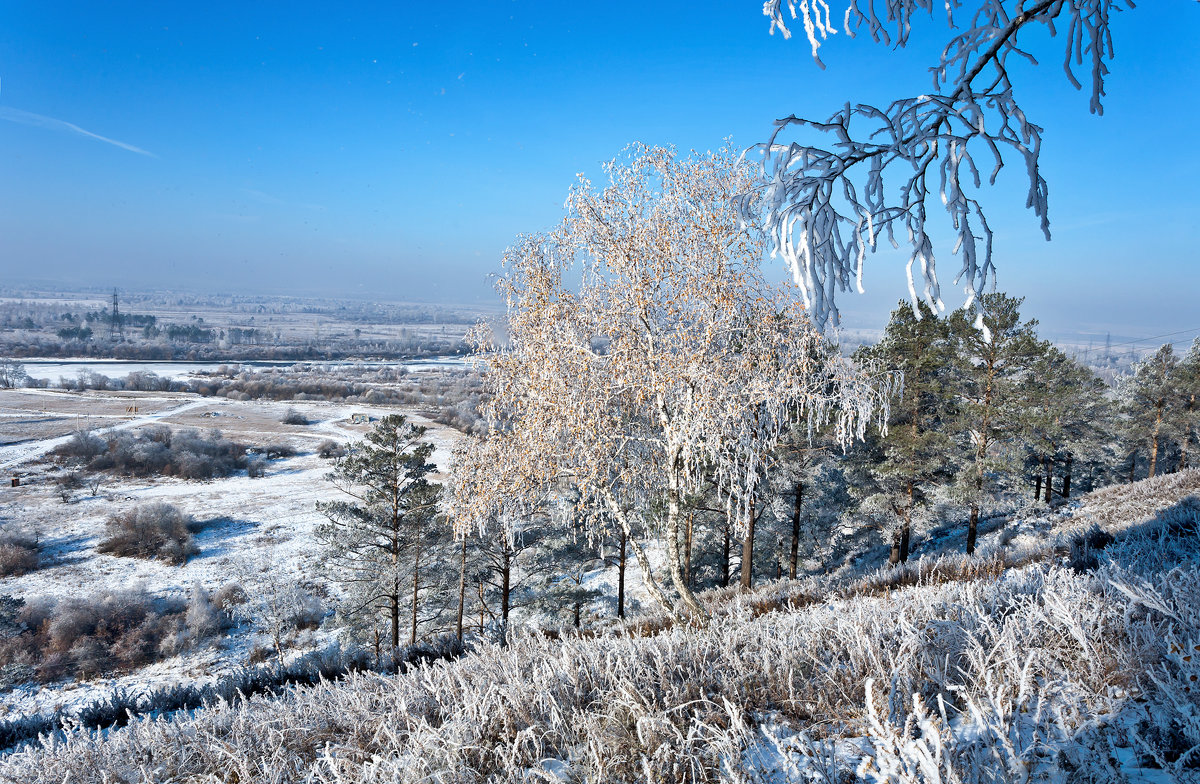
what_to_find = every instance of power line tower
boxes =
[109,289,123,341]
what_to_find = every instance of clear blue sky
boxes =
[0,1,1197,339]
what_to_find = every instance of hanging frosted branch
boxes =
[748,0,1132,329]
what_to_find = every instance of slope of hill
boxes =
[3,471,1198,783]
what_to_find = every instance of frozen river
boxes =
[18,356,469,382]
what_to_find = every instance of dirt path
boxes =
[0,398,212,472]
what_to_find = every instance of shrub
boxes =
[0,530,40,577]
[281,408,310,425]
[97,503,199,565]
[317,440,346,459]
[61,426,247,480]
[263,442,297,460]
[246,459,266,478]
[0,588,228,687]
[53,430,107,461]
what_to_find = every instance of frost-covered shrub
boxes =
[213,581,247,610]
[97,502,199,565]
[281,408,309,425]
[0,529,40,577]
[185,584,226,639]
[0,588,227,687]
[246,458,266,478]
[52,429,107,461]
[262,442,297,460]
[66,426,247,479]
[316,440,346,459]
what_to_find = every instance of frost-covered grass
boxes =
[3,474,1197,782]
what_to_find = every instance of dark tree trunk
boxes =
[1034,474,1042,500]
[740,498,756,590]
[683,512,694,588]
[888,530,902,566]
[456,538,466,644]
[898,482,913,563]
[500,552,511,645]
[573,601,581,629]
[1181,395,1195,469]
[721,522,731,588]
[967,504,979,555]
[390,589,400,657]
[410,537,421,647]
[1062,453,1073,499]
[1043,456,1054,504]
[617,526,627,620]
[789,480,802,579]
[1149,403,1164,478]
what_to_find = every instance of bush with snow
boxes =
[97,502,199,565]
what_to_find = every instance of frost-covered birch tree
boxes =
[453,144,890,621]
[744,0,1136,329]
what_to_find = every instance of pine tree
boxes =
[1120,344,1186,479]
[948,293,1042,554]
[853,301,957,564]
[1018,345,1112,502]
[316,415,448,658]
[1179,338,1200,471]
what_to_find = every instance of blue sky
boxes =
[0,1,1197,339]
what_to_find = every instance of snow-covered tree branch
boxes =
[745,0,1133,329]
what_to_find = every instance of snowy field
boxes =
[16,356,469,383]
[0,388,465,720]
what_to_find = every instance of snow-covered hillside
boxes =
[3,470,1197,782]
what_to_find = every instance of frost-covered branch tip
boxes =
[750,0,1132,330]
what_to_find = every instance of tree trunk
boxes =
[1128,449,1138,483]
[1062,453,1073,499]
[1034,474,1042,500]
[604,490,678,621]
[664,451,705,618]
[1181,394,1195,469]
[721,520,731,588]
[617,526,627,620]
[573,601,581,629]
[789,480,802,579]
[899,482,913,563]
[500,549,511,645]
[390,590,400,658]
[456,538,466,644]
[1043,455,1054,504]
[740,496,756,590]
[683,512,694,588]
[1149,403,1163,478]
[410,536,421,647]
[967,504,979,555]
[888,529,902,566]
[391,531,401,656]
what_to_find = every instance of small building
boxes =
[350,413,372,425]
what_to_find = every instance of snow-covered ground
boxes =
[0,390,465,720]
[16,356,468,383]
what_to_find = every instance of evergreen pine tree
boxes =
[1119,344,1186,479]
[316,415,448,658]
[948,293,1042,553]
[1018,345,1112,501]
[853,301,957,564]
